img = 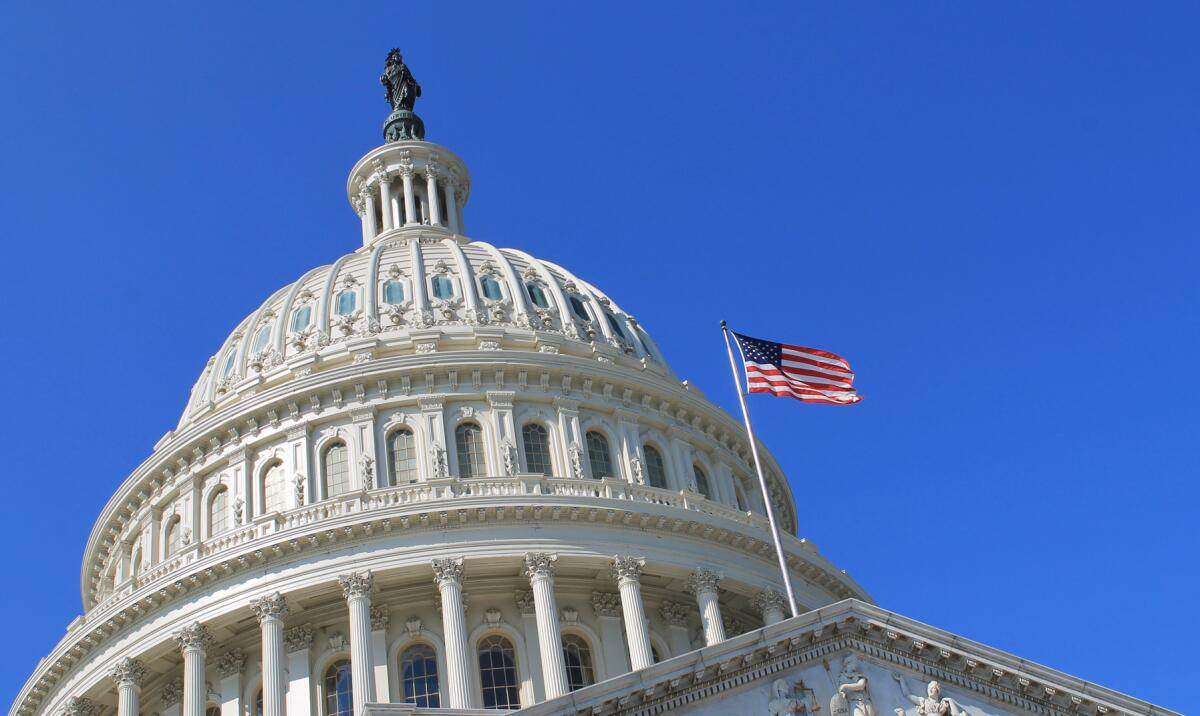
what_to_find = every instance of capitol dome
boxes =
[14,50,867,716]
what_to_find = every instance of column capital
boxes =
[611,555,645,584]
[160,678,183,708]
[431,556,465,586]
[514,589,536,615]
[523,552,558,580]
[250,592,290,623]
[686,569,722,596]
[751,589,788,617]
[214,649,247,678]
[338,570,375,599]
[658,600,690,626]
[109,657,146,688]
[174,621,213,653]
[370,605,390,630]
[591,591,622,618]
[61,697,96,716]
[284,623,315,653]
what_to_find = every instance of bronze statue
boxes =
[381,48,421,112]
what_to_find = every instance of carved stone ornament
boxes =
[429,444,448,478]
[523,551,558,579]
[591,591,622,617]
[611,555,645,583]
[431,556,465,585]
[829,654,877,716]
[215,649,247,678]
[483,607,503,627]
[338,570,375,599]
[294,474,306,506]
[894,676,965,716]
[630,454,645,484]
[686,568,722,596]
[405,616,423,636]
[515,590,536,615]
[160,678,184,708]
[658,600,690,626]
[370,605,390,630]
[768,678,804,716]
[175,621,213,652]
[501,439,517,476]
[250,592,290,623]
[752,589,789,618]
[723,614,745,637]
[328,631,347,652]
[233,496,244,525]
[568,443,585,479]
[561,606,580,625]
[109,657,146,687]
[361,455,375,490]
[284,624,314,653]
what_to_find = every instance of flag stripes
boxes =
[733,332,861,405]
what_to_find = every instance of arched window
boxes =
[526,283,549,309]
[477,636,520,709]
[323,442,351,498]
[521,423,552,475]
[324,660,353,716]
[399,644,440,707]
[206,705,221,716]
[693,464,711,498]
[586,430,613,479]
[221,349,238,378]
[734,481,748,511]
[251,324,272,354]
[130,547,142,577]
[605,313,629,342]
[562,634,595,691]
[262,461,286,514]
[455,422,486,478]
[383,280,405,304]
[431,275,454,299]
[568,295,590,321]
[643,445,668,489]
[388,428,418,484]
[335,289,357,316]
[164,517,182,558]
[291,304,312,332]
[651,644,663,663]
[209,487,229,538]
[480,276,503,301]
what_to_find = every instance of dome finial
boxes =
[380,48,425,142]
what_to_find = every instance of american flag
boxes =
[732,332,862,405]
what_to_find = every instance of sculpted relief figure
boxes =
[893,677,967,716]
[768,679,802,716]
[830,654,876,716]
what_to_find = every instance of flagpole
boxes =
[720,320,800,618]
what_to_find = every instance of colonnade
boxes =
[356,160,462,241]
[101,559,792,716]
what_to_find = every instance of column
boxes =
[611,557,654,670]
[338,572,376,714]
[753,589,789,626]
[658,601,693,656]
[687,570,725,645]
[515,591,545,701]
[432,557,473,709]
[360,184,378,238]
[425,167,441,226]
[285,624,315,716]
[251,593,289,716]
[354,196,370,245]
[370,606,392,702]
[400,165,417,226]
[378,176,394,231]
[214,650,246,716]
[445,179,461,233]
[174,622,212,716]
[591,592,629,678]
[524,552,568,699]
[109,658,145,716]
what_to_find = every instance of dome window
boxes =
[605,313,629,342]
[585,430,614,479]
[568,295,590,321]
[692,464,711,498]
[322,441,352,498]
[431,275,454,299]
[644,445,668,489]
[526,282,550,309]
[521,423,552,475]
[455,422,486,478]
[481,276,503,301]
[383,280,405,305]
[388,428,418,484]
[324,660,353,716]
[562,634,596,691]
[478,636,520,709]
[291,304,312,332]
[399,643,440,707]
[221,349,238,378]
[335,289,357,316]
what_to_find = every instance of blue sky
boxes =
[1,3,1196,712]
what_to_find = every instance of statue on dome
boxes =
[380,48,426,142]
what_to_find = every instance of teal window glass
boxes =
[568,295,589,321]
[291,304,312,332]
[221,349,237,378]
[251,325,272,354]
[383,280,405,304]
[335,290,356,315]
[606,314,628,341]
[481,276,503,301]
[432,276,454,299]
[526,283,549,308]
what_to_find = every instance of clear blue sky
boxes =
[1,3,1195,712]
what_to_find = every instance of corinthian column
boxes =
[432,557,472,709]
[524,552,568,699]
[611,556,654,670]
[250,592,289,716]
[109,660,145,716]
[338,571,376,715]
[399,159,417,226]
[752,589,789,626]
[687,570,725,645]
[424,166,441,226]
[174,622,213,716]
[378,175,394,231]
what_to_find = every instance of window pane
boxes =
[263,462,286,513]
[605,313,628,341]
[389,429,418,484]
[252,325,272,354]
[336,290,356,315]
[478,636,519,709]
[210,489,229,537]
[165,519,181,557]
[521,424,552,475]
[481,276,502,301]
[586,431,613,479]
[432,276,454,299]
[400,644,440,708]
[526,283,549,309]
[562,635,595,691]
[291,304,311,332]
[324,443,351,497]
[693,465,710,498]
[455,423,486,478]
[222,349,238,378]
[568,295,589,321]
[324,661,353,716]
[384,280,405,304]
[644,446,668,489]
